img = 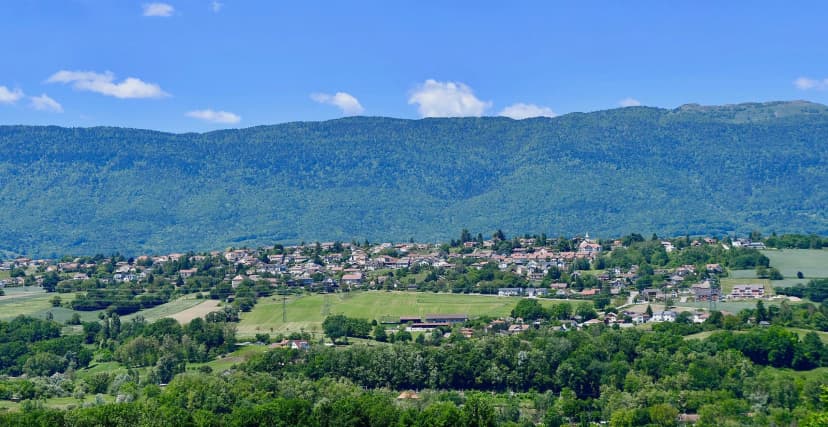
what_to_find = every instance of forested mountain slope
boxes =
[1,101,827,256]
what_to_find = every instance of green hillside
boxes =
[2,100,828,256]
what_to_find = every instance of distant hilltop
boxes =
[1,100,828,257]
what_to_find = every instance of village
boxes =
[0,232,800,332]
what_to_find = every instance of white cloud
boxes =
[498,103,556,119]
[311,92,364,115]
[46,70,169,99]
[619,97,642,107]
[794,77,828,90]
[211,1,223,12]
[0,86,24,104]
[408,79,491,117]
[29,94,63,113]
[186,109,241,124]
[143,3,174,17]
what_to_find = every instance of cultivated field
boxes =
[167,299,222,324]
[237,291,568,337]
[123,294,209,323]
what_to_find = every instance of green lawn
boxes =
[763,249,828,279]
[238,291,567,338]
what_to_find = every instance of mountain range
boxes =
[2,100,827,257]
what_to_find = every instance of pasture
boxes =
[237,291,568,338]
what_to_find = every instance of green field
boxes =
[0,288,59,320]
[0,289,211,325]
[237,291,565,337]
[763,249,828,279]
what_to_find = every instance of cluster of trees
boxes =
[511,299,596,322]
[71,289,171,315]
[764,233,827,249]
[776,279,828,303]
[250,323,828,396]
[600,239,768,272]
[321,315,373,343]
[0,316,92,376]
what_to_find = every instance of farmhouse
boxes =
[651,310,677,322]
[341,272,364,286]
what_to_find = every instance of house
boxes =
[579,288,599,297]
[650,310,677,322]
[508,324,532,334]
[498,288,522,296]
[691,283,720,301]
[730,284,765,299]
[692,312,710,324]
[641,288,665,301]
[399,316,422,323]
[525,287,548,297]
[341,272,363,287]
[577,239,602,256]
[231,275,246,288]
[269,340,310,350]
[706,264,723,274]
[179,268,198,279]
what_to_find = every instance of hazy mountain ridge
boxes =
[1,101,827,256]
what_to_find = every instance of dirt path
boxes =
[167,299,221,324]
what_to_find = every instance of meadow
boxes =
[237,291,568,338]
[763,249,828,279]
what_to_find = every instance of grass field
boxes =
[0,289,218,325]
[237,291,567,337]
[763,249,828,279]
[0,288,58,320]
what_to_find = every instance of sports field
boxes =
[237,291,566,337]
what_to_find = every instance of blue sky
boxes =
[1,1,827,132]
